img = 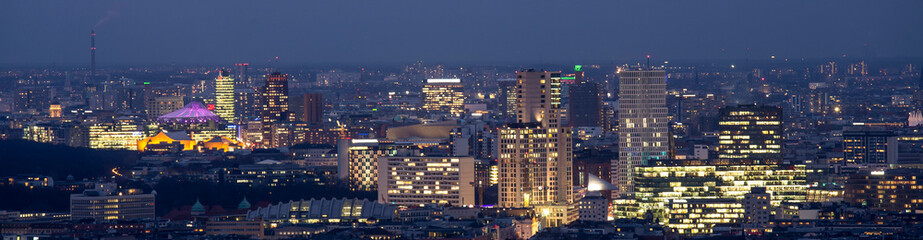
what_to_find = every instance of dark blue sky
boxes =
[2,0,921,66]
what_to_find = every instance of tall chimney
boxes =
[91,30,96,80]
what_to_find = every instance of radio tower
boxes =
[91,30,96,80]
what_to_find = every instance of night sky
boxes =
[2,0,921,66]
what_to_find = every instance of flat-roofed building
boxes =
[377,156,475,207]
[421,78,465,116]
[70,188,155,222]
[668,198,743,236]
[718,104,783,164]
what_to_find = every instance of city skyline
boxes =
[2,1,923,239]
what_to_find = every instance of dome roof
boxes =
[191,198,206,213]
[157,102,222,124]
[238,197,251,210]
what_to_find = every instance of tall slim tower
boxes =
[497,79,518,122]
[299,93,323,124]
[568,65,604,128]
[616,68,668,197]
[90,30,96,80]
[260,72,289,147]
[235,63,250,88]
[214,70,236,122]
[498,69,573,209]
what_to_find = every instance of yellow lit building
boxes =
[629,159,808,232]
[421,79,465,116]
[844,168,923,212]
[22,122,63,144]
[214,70,236,121]
[260,72,289,147]
[49,103,62,118]
[137,131,196,152]
[667,199,743,235]
[497,69,574,228]
[533,204,578,228]
[634,160,808,205]
[377,156,475,207]
[338,139,401,191]
[203,136,241,152]
[718,104,782,164]
[190,129,237,143]
[88,118,144,150]
[498,124,573,208]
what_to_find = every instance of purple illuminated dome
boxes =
[157,102,223,124]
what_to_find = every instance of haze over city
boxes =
[2,0,922,66]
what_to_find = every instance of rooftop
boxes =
[156,102,222,124]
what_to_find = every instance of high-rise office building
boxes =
[214,70,236,122]
[260,72,289,147]
[421,79,465,116]
[568,66,605,128]
[235,88,260,121]
[498,69,573,213]
[514,70,563,127]
[299,93,323,124]
[717,105,783,164]
[616,68,669,197]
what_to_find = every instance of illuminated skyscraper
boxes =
[421,79,465,116]
[717,104,783,164]
[498,70,573,214]
[616,68,669,197]
[260,72,289,147]
[235,88,260,121]
[214,70,236,122]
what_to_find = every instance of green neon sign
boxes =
[574,65,582,72]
